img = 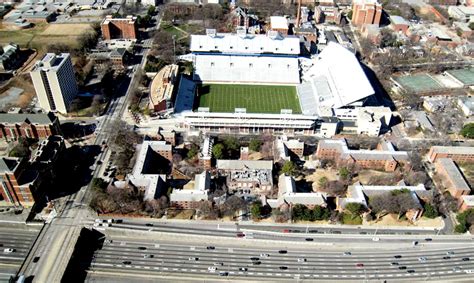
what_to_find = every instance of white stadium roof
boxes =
[190,32,300,55]
[298,42,374,116]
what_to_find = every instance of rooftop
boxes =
[31,53,70,72]
[0,112,56,125]
[217,160,273,171]
[436,158,471,192]
[430,146,474,155]
[270,16,289,30]
[0,157,20,173]
[318,139,409,161]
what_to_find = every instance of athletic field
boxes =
[196,84,301,114]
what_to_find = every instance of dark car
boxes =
[237,233,245,238]
[33,256,40,263]
[305,238,314,241]
[443,256,451,260]
[390,262,399,266]
[279,266,288,270]
[462,257,470,261]
[219,272,228,276]
[398,266,407,270]
[207,246,215,250]
[309,230,318,233]
[252,261,261,265]
[407,270,415,273]
[394,255,402,259]
[250,257,259,261]
[138,247,147,250]
[278,250,287,254]
[425,238,432,241]
[122,261,132,265]
[145,223,153,227]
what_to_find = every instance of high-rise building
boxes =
[352,0,382,27]
[30,53,78,114]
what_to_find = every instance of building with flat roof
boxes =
[0,112,60,142]
[0,43,20,72]
[128,141,170,201]
[352,0,382,27]
[460,195,474,211]
[337,181,428,220]
[149,64,178,112]
[30,53,78,114]
[266,174,327,209]
[217,159,273,195]
[390,15,410,35]
[457,96,474,117]
[101,15,137,40]
[316,139,409,172]
[448,6,474,22]
[427,146,474,163]
[189,29,300,85]
[435,158,471,199]
[170,171,210,209]
[0,157,39,206]
[270,16,288,35]
[199,136,213,169]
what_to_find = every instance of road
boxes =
[86,233,474,282]
[0,225,40,281]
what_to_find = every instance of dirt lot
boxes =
[306,168,339,191]
[0,74,36,109]
[41,23,93,36]
[357,170,401,185]
[363,213,443,228]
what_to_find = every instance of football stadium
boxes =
[173,29,376,136]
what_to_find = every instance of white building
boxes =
[30,53,78,114]
[266,174,327,209]
[448,6,474,22]
[458,96,474,117]
[189,29,300,85]
[170,171,210,209]
[217,159,273,195]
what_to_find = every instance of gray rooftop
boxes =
[217,160,273,171]
[437,158,471,192]
[0,113,56,125]
[431,146,474,155]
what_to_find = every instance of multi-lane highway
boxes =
[0,225,40,281]
[87,233,474,282]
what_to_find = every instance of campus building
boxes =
[0,43,20,72]
[216,159,273,195]
[427,146,474,163]
[101,15,137,40]
[316,139,409,172]
[149,64,178,112]
[30,53,78,114]
[199,136,213,169]
[352,0,382,27]
[0,157,39,206]
[435,158,471,199]
[170,171,210,209]
[0,112,60,142]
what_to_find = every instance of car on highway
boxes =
[418,257,427,262]
[252,261,261,265]
[207,246,215,250]
[372,237,380,242]
[447,251,455,255]
[237,233,245,238]
[343,252,351,256]
[425,238,432,241]
[143,254,154,258]
[355,263,364,267]
[398,266,407,270]
[394,255,402,259]
[214,262,224,266]
[309,230,318,233]
[3,248,15,253]
[260,253,270,257]
[145,223,153,227]
[453,267,461,271]
[219,272,229,276]
[390,262,399,266]
[122,261,132,265]
[33,256,40,263]
[412,241,418,246]
[297,258,306,262]
[305,238,314,241]
[279,266,288,270]
[278,250,287,254]
[465,270,474,274]
[239,267,248,272]
[138,247,147,250]
[443,256,451,260]
[189,257,199,261]
[208,267,217,272]
[250,257,259,261]
[407,270,415,273]
[462,257,470,261]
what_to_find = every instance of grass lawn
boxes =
[342,213,363,225]
[161,22,187,38]
[196,84,301,114]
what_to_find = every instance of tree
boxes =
[423,203,438,219]
[345,202,364,216]
[460,123,474,139]
[323,180,347,196]
[9,137,31,158]
[250,201,262,220]
[212,143,225,159]
[339,167,351,181]
[280,161,297,176]
[220,195,247,217]
[455,224,468,233]
[187,145,199,159]
[318,177,328,188]
[223,136,240,156]
[312,205,330,221]
[147,5,156,16]
[470,22,474,30]
[249,138,262,152]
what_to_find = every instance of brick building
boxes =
[101,15,137,40]
[217,160,273,195]
[427,146,474,163]
[316,139,409,172]
[352,0,382,27]
[170,171,209,209]
[0,157,39,206]
[199,136,213,170]
[435,158,471,199]
[0,112,60,142]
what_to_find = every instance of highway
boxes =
[86,233,474,282]
[0,225,40,281]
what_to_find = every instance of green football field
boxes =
[196,84,301,114]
